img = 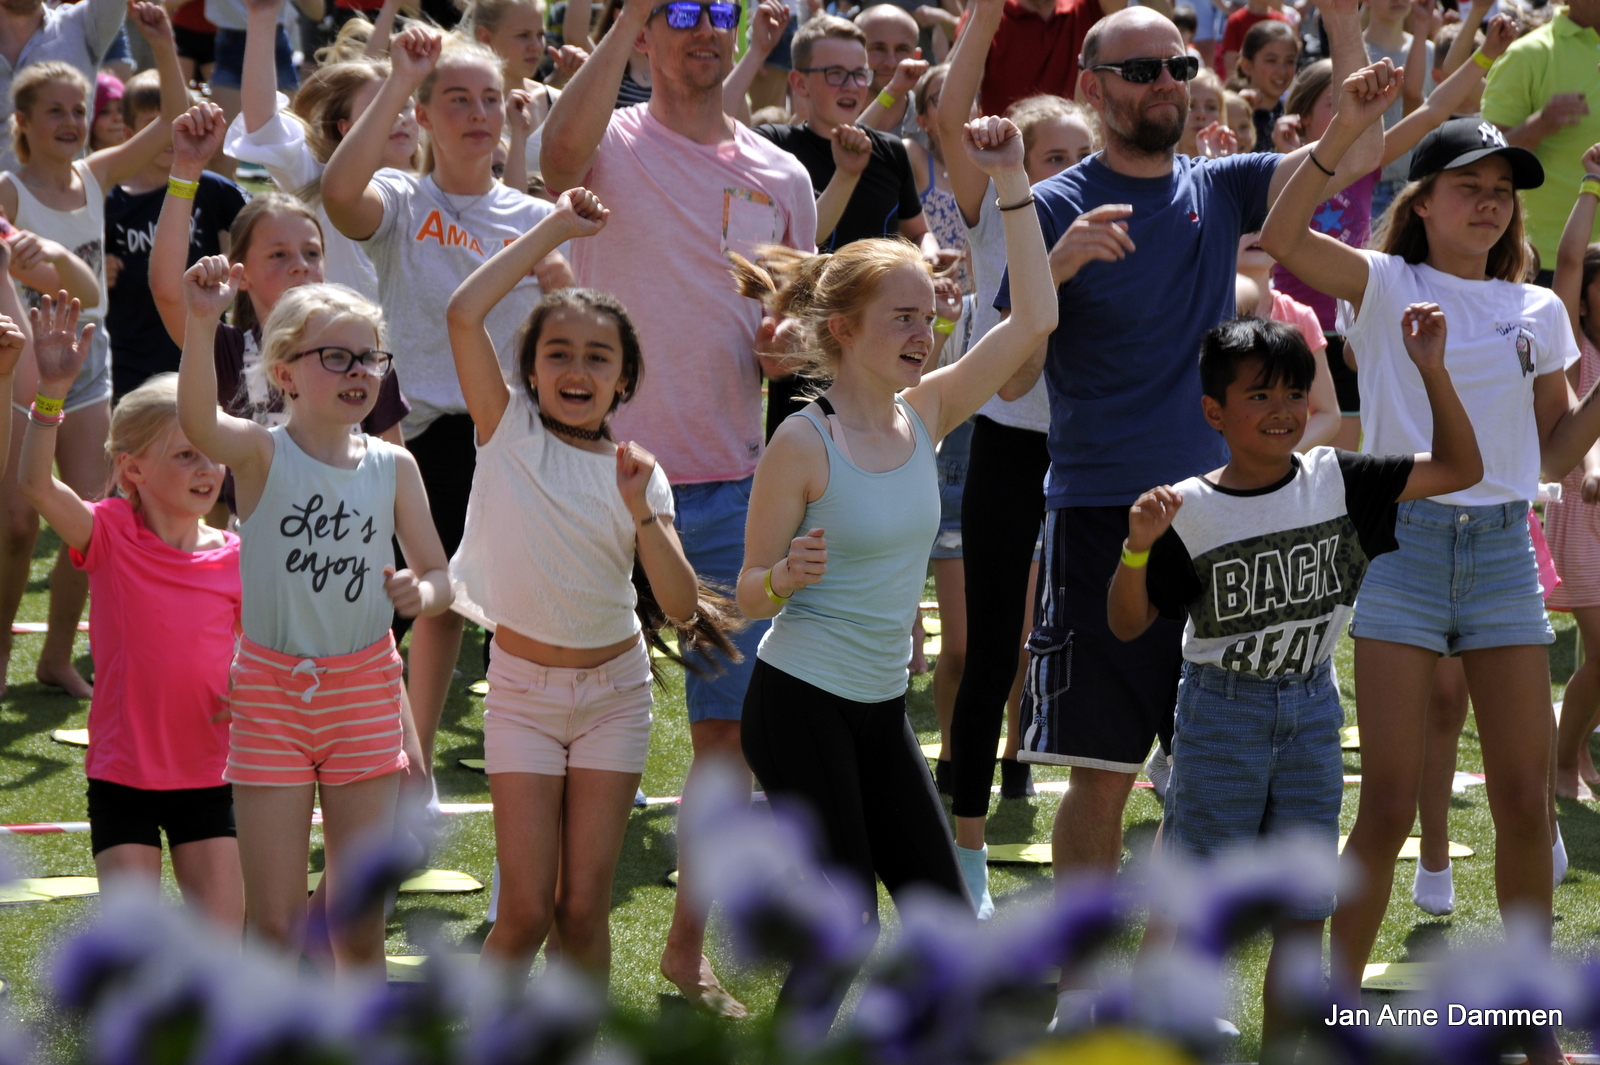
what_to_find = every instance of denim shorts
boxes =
[211,26,299,92]
[672,476,770,722]
[1350,499,1554,655]
[1164,661,1344,920]
[931,418,973,560]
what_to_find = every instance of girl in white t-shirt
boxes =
[224,0,420,302]
[445,187,728,978]
[324,26,556,780]
[1263,66,1597,1015]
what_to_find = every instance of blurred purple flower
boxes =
[466,958,605,1065]
[326,805,433,931]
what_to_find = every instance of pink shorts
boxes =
[224,634,408,787]
[483,637,653,776]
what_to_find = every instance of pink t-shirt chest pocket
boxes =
[722,187,783,260]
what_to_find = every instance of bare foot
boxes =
[36,660,91,699]
[1581,745,1600,789]
[1555,768,1594,802]
[660,954,748,1019]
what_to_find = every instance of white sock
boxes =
[1048,989,1097,1034]
[1554,825,1568,889]
[1412,860,1454,916]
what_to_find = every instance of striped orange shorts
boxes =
[224,634,409,787]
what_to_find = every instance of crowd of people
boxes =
[8,0,1600,1050]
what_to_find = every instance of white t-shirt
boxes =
[363,172,553,437]
[223,98,383,304]
[450,392,675,647]
[968,181,1049,434]
[1340,250,1580,506]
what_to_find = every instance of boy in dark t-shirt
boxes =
[1105,312,1482,1039]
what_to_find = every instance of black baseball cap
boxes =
[1407,117,1544,188]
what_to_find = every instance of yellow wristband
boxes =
[1472,49,1494,70]
[167,176,199,200]
[31,393,63,417]
[933,316,956,335]
[1120,544,1150,569]
[1582,175,1600,199]
[765,566,792,604]
[876,90,897,109]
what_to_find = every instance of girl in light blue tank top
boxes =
[728,116,1058,1016]
[176,270,454,974]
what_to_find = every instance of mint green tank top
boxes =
[756,395,941,702]
[238,427,398,658]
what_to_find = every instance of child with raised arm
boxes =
[1106,311,1481,1051]
[19,298,242,930]
[446,188,735,979]
[176,259,451,972]
[1262,66,1599,1038]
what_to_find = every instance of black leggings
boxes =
[948,417,1050,819]
[742,658,968,920]
[393,412,477,643]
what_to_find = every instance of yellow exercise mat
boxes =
[306,869,484,894]
[1360,961,1435,992]
[987,843,1054,864]
[469,680,489,696]
[386,954,479,983]
[1341,726,1360,750]
[457,758,486,772]
[1337,837,1474,860]
[0,876,100,904]
[920,740,1008,760]
[50,729,88,747]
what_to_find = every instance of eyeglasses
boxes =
[1090,56,1200,84]
[650,2,741,29]
[292,346,394,376]
[795,65,873,88]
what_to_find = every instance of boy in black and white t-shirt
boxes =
[1106,313,1483,1039]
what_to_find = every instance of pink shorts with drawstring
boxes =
[224,634,408,787]
[483,637,653,776]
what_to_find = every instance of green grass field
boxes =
[4,526,1600,1062]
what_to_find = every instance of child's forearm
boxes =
[814,167,863,244]
[50,249,100,308]
[1556,184,1598,342]
[723,46,766,123]
[1420,364,1483,486]
[365,0,404,56]
[1401,26,1428,113]
[1439,0,1489,78]
[1106,564,1156,642]
[636,524,698,622]
[449,213,574,324]
[241,3,285,133]
[1263,117,1362,260]
[177,311,224,446]
[150,186,198,342]
[323,76,413,210]
[418,569,454,616]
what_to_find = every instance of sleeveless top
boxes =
[757,395,941,702]
[11,160,112,364]
[239,426,399,658]
[917,148,972,296]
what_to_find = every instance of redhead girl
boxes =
[0,2,185,699]
[733,115,1054,1019]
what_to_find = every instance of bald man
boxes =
[855,4,921,134]
[984,2,1381,1031]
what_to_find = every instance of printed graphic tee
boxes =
[1144,447,1414,678]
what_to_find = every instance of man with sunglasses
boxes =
[987,2,1382,1029]
[540,0,815,1022]
[754,13,944,436]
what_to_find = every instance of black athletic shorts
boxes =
[393,413,476,641]
[87,778,235,856]
[1325,333,1359,415]
[1018,505,1181,772]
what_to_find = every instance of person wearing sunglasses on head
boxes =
[753,14,949,439]
[539,0,816,1022]
[983,1,1384,1033]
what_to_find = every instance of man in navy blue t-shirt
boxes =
[988,2,1380,1004]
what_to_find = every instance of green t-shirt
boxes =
[1481,9,1600,261]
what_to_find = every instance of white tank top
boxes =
[11,160,110,323]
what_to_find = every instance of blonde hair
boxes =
[461,0,542,38]
[10,61,90,165]
[290,59,391,165]
[1006,94,1100,160]
[227,193,325,333]
[791,14,866,71]
[417,34,506,173]
[255,284,385,403]
[729,238,930,381]
[315,17,376,65]
[108,374,182,509]
[1372,171,1529,283]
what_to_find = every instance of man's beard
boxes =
[1104,91,1188,156]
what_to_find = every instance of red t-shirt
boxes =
[958,0,1104,118]
[1216,7,1291,77]
[171,0,215,35]
[72,499,240,791]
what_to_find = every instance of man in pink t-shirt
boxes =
[541,0,816,1020]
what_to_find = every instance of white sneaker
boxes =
[1047,989,1097,1034]
[1412,861,1454,916]
[1554,825,1569,889]
[1144,746,1172,801]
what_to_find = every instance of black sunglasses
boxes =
[650,2,741,29]
[1090,55,1200,84]
[795,65,872,88]
[292,346,394,376]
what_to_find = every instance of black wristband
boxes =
[1308,150,1336,177]
[998,193,1036,212]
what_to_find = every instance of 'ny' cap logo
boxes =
[1478,121,1508,148]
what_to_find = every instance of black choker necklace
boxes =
[540,412,605,441]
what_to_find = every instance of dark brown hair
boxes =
[516,287,643,421]
[1373,171,1529,283]
[1237,19,1297,83]
[1283,59,1332,128]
